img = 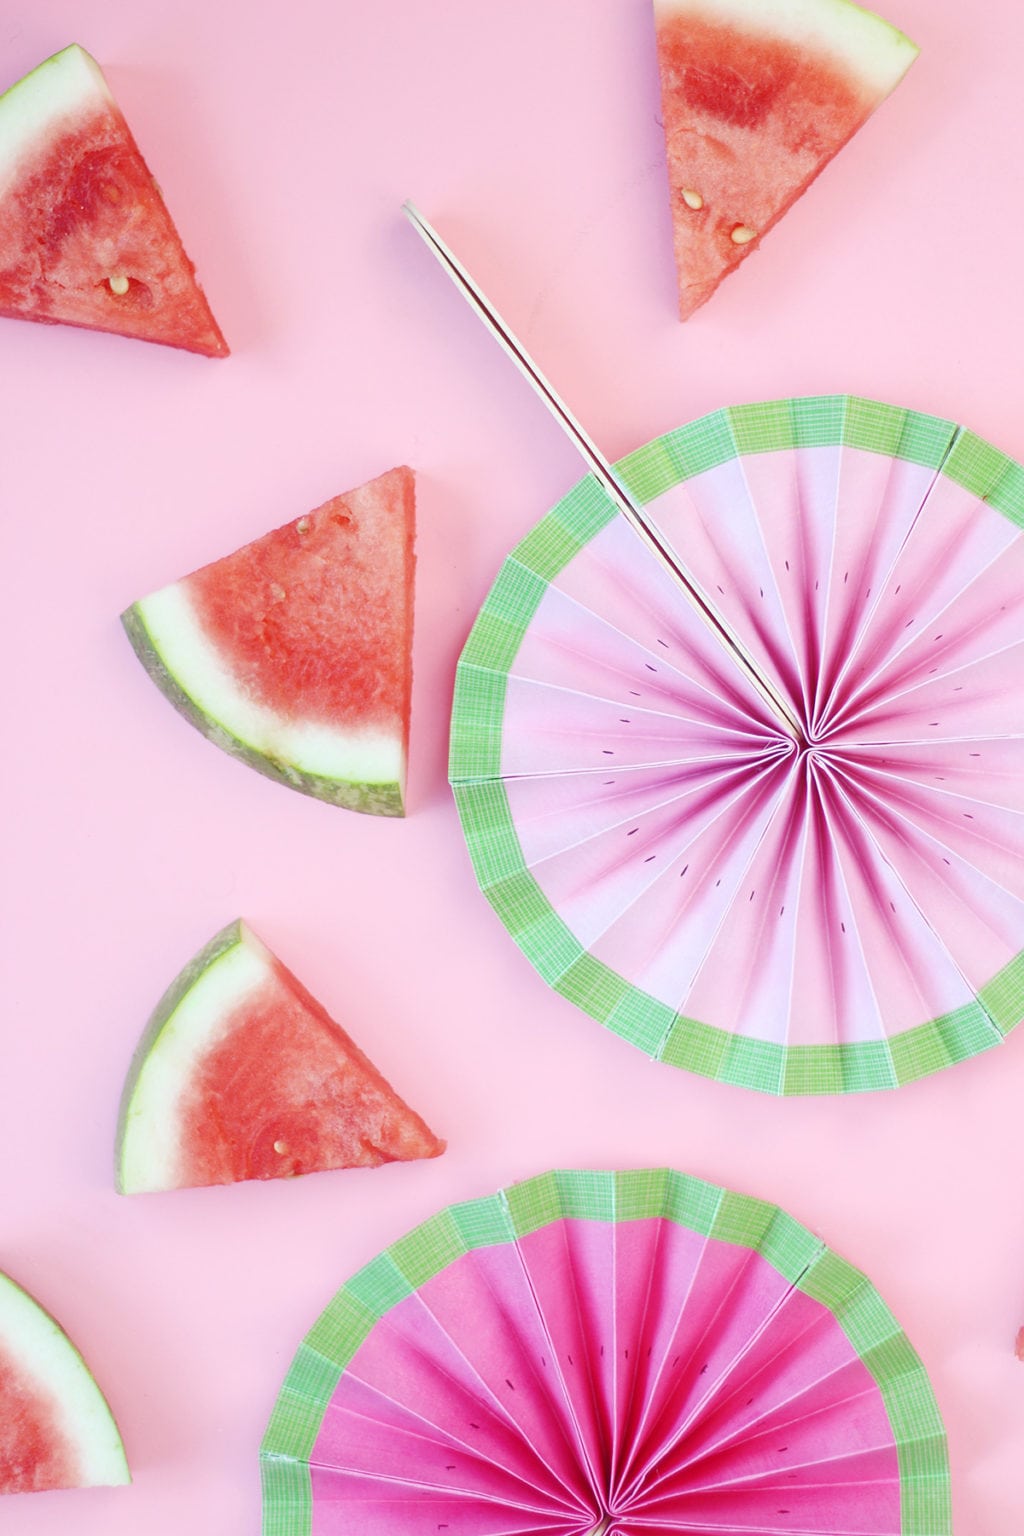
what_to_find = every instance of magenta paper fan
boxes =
[261,1168,950,1534]
[449,396,1024,1094]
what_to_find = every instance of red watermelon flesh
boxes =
[116,920,445,1194]
[186,468,415,738]
[0,44,227,355]
[122,466,416,816]
[0,1352,78,1494]
[181,955,443,1186]
[654,0,918,318]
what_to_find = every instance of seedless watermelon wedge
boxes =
[122,467,416,816]
[0,1271,129,1496]
[116,920,445,1194]
[0,43,227,355]
[654,0,918,317]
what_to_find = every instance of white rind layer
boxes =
[0,45,111,198]
[135,582,404,789]
[653,0,919,96]
[119,928,273,1194]
[0,1273,130,1488]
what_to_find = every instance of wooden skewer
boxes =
[402,201,803,744]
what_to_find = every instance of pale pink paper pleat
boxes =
[495,436,1024,1051]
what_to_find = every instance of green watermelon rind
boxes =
[120,603,405,817]
[0,1271,130,1493]
[115,918,246,1195]
[0,46,108,186]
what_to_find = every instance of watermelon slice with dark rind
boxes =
[0,1271,130,1496]
[116,919,445,1194]
[654,0,918,318]
[0,43,227,355]
[121,466,416,817]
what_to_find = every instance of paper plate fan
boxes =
[448,394,1024,1095]
[260,1167,950,1534]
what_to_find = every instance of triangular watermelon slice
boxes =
[0,44,227,355]
[116,920,445,1194]
[122,466,416,816]
[0,1271,130,1496]
[653,0,918,318]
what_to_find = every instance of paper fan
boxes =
[260,1167,950,1534]
[448,394,1024,1094]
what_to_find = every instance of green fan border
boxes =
[260,1166,951,1535]
[448,395,1024,1095]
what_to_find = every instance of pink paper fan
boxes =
[261,1168,950,1534]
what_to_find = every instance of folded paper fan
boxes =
[260,1167,950,1534]
[450,395,1024,1094]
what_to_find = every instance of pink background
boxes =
[2,0,1023,1530]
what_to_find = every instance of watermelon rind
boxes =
[652,0,919,91]
[121,601,406,817]
[0,46,107,186]
[0,1271,130,1493]
[116,920,263,1194]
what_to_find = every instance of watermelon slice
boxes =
[0,43,227,355]
[653,0,918,318]
[0,1271,129,1496]
[122,466,416,816]
[116,920,445,1194]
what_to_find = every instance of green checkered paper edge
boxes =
[448,394,1024,1094]
[260,1167,951,1534]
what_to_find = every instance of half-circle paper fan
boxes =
[260,1167,950,1534]
[449,395,1024,1094]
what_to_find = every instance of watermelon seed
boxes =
[681,188,704,210]
[273,1140,289,1155]
[296,517,311,534]
[108,273,130,295]
[730,224,757,245]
